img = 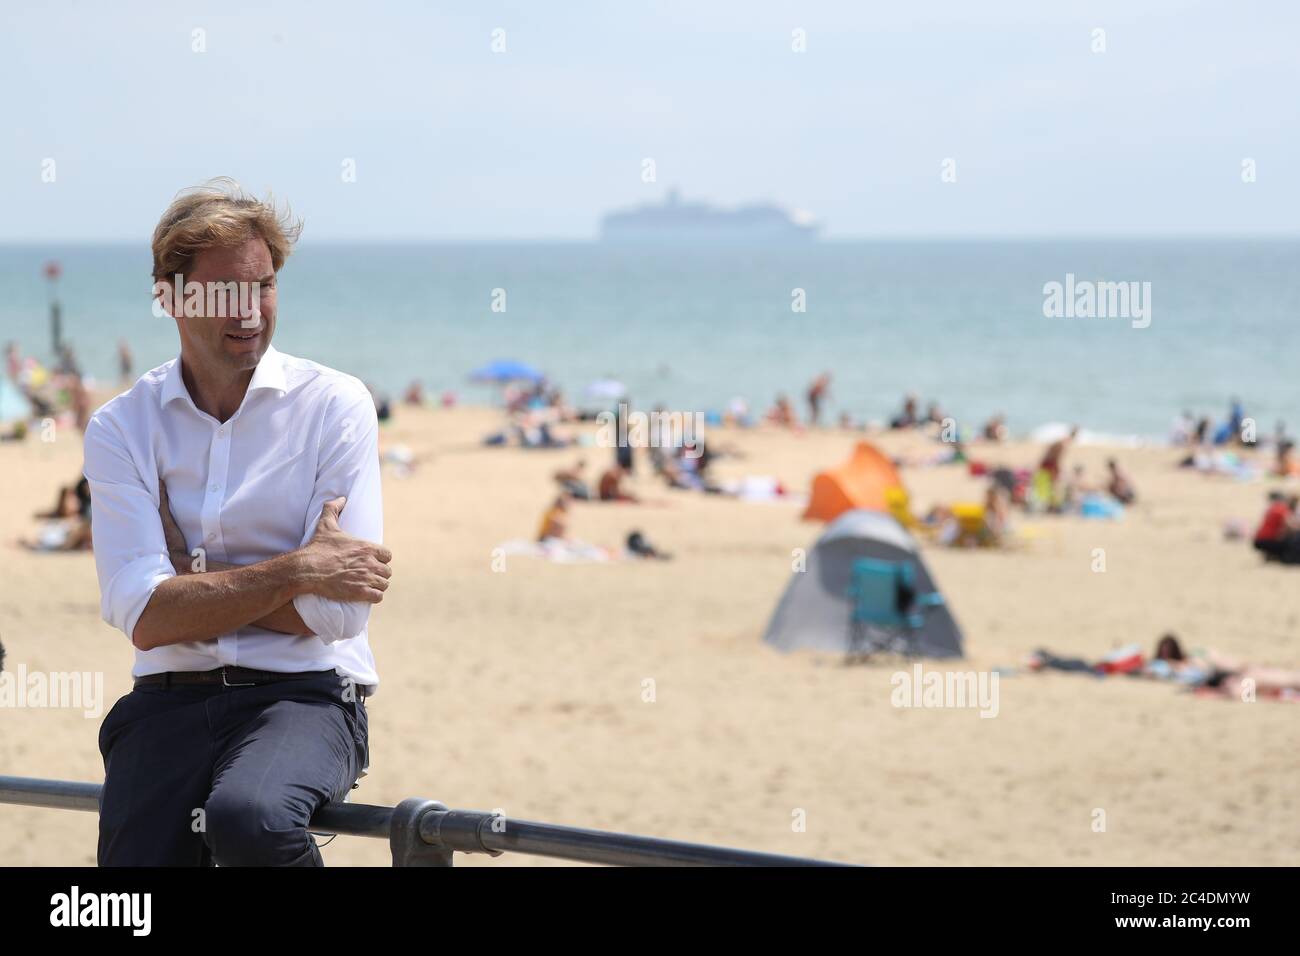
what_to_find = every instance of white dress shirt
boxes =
[83,345,381,689]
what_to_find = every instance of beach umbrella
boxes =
[584,378,627,399]
[469,359,545,384]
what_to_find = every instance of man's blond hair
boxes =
[151,178,302,282]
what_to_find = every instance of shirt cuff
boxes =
[103,553,177,643]
[293,592,369,645]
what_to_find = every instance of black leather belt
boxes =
[134,667,364,696]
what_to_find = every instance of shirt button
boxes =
[206,532,217,542]
[217,428,227,438]
[209,483,220,492]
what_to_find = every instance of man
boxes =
[84,179,393,866]
[806,372,830,426]
[1039,425,1078,483]
[614,400,634,474]
[117,338,134,386]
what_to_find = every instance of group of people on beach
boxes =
[1170,399,1253,449]
[527,393,769,558]
[18,318,1291,663]
[534,408,680,559]
[762,373,835,429]
[1035,427,1136,509]
[537,487,670,561]
[918,426,1139,549]
[888,393,950,431]
[474,380,591,449]
[764,385,1017,452]
[1171,398,1300,479]
[6,340,100,552]
[3,340,96,440]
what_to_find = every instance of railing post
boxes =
[388,797,452,867]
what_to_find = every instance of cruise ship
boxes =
[600,188,820,242]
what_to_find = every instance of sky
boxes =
[2,0,1297,240]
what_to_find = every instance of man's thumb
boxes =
[321,496,347,524]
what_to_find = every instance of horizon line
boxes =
[2,232,1299,246]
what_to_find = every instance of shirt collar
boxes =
[162,345,288,408]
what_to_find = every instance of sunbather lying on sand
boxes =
[1145,634,1300,699]
[19,474,92,552]
[1027,633,1300,700]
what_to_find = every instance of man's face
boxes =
[174,237,277,375]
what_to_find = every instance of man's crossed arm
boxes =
[132,486,391,651]
[156,481,313,637]
[84,380,388,652]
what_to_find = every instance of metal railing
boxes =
[0,775,849,867]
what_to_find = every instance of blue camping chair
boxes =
[846,557,945,656]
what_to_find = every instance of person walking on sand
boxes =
[806,372,831,426]
[614,400,635,474]
[4,341,18,381]
[1040,425,1078,483]
[117,338,134,386]
[84,179,392,867]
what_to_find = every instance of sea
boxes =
[1,239,1295,440]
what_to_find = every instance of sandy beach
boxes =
[1,402,1297,866]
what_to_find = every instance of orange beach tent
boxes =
[802,441,909,523]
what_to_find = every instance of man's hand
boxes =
[146,485,388,645]
[297,497,392,604]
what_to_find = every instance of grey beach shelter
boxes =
[763,509,964,659]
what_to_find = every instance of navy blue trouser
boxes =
[97,673,368,867]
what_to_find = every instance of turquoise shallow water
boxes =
[1,239,1296,438]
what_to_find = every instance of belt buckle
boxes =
[221,667,257,688]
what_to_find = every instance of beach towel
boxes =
[496,539,613,563]
[721,475,805,504]
[1079,494,1124,520]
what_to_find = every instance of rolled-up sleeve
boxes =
[83,415,176,642]
[292,383,383,644]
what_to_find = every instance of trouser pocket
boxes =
[350,697,370,774]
